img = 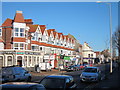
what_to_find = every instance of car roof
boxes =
[1,82,44,88]
[45,75,72,79]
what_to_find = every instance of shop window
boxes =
[0,56,3,67]
[7,56,12,66]
[28,56,31,66]
[24,56,27,66]
[37,57,39,64]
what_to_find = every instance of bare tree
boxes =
[112,28,120,61]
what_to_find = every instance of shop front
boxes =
[0,50,43,71]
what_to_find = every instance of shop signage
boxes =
[25,52,41,55]
[64,56,70,60]
[0,51,16,54]
[16,52,25,55]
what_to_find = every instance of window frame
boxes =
[13,43,24,50]
[14,28,25,37]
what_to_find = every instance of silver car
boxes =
[80,67,101,82]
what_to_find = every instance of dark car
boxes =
[1,66,31,82]
[66,65,80,71]
[39,75,77,89]
[0,82,45,90]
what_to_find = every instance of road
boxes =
[31,63,114,89]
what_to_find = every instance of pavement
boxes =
[93,66,120,89]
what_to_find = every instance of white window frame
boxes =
[14,28,25,37]
[13,42,24,50]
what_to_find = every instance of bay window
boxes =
[14,28,25,37]
[13,43,24,50]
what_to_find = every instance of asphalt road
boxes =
[31,63,113,89]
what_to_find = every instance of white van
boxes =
[39,62,52,71]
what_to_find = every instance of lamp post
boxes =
[97,1,113,73]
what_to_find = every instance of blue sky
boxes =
[1,2,118,51]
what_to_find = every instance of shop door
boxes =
[17,56,22,67]
[54,60,57,68]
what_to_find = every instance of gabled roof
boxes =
[39,25,46,35]
[2,18,13,27]
[14,11,24,23]
[64,35,68,42]
[58,33,63,39]
[28,25,39,32]
[47,29,55,36]
[53,31,58,38]
[24,19,33,25]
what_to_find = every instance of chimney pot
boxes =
[16,11,22,13]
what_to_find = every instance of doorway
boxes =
[17,56,22,67]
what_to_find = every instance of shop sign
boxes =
[25,52,41,55]
[0,51,16,54]
[64,56,70,60]
[16,52,25,55]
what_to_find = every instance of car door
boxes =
[13,67,22,80]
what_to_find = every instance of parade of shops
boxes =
[0,11,101,71]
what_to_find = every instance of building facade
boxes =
[82,42,96,64]
[0,11,82,70]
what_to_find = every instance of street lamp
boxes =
[97,1,113,73]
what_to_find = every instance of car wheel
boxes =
[80,80,83,83]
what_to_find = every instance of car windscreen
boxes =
[40,78,65,88]
[84,68,97,73]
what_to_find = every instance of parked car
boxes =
[0,82,45,90]
[1,66,31,82]
[39,75,77,89]
[80,67,102,82]
[79,64,85,70]
[66,65,80,71]
[39,62,52,71]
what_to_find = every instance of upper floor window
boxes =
[13,43,24,50]
[14,28,25,37]
[88,54,90,57]
[32,32,38,41]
